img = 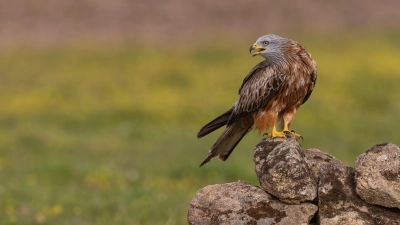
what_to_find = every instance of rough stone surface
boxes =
[303,148,343,182]
[190,137,400,224]
[318,162,400,225]
[254,135,317,204]
[355,142,400,209]
[187,181,318,225]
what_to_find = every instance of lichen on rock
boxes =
[188,137,400,225]
[187,181,318,225]
[254,136,317,204]
[355,142,400,209]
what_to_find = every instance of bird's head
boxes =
[250,34,288,64]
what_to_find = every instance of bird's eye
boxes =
[262,41,269,45]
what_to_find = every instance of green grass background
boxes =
[0,31,400,224]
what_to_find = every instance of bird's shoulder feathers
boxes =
[228,61,287,124]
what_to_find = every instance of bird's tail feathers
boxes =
[197,108,234,138]
[200,121,252,167]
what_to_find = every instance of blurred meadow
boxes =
[1,1,400,224]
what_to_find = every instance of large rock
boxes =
[190,137,400,224]
[318,161,400,225]
[355,142,400,209]
[254,136,317,204]
[187,181,318,225]
[303,148,343,182]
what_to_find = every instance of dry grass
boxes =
[0,32,399,224]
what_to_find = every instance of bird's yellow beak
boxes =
[249,43,266,57]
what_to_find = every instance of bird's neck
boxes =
[263,52,285,66]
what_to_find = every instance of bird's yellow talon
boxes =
[267,125,288,138]
[283,129,302,140]
[267,131,287,138]
[266,125,303,139]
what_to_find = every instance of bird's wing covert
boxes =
[227,61,287,124]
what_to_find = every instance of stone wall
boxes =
[188,135,400,225]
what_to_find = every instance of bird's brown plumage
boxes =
[198,35,317,166]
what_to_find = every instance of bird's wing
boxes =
[227,61,287,124]
[301,69,317,104]
[295,44,318,105]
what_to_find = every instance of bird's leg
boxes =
[267,125,287,138]
[282,124,302,139]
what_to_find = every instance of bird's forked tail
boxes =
[199,121,252,167]
[197,108,233,138]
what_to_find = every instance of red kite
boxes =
[198,34,317,166]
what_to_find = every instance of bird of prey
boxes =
[197,34,317,167]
